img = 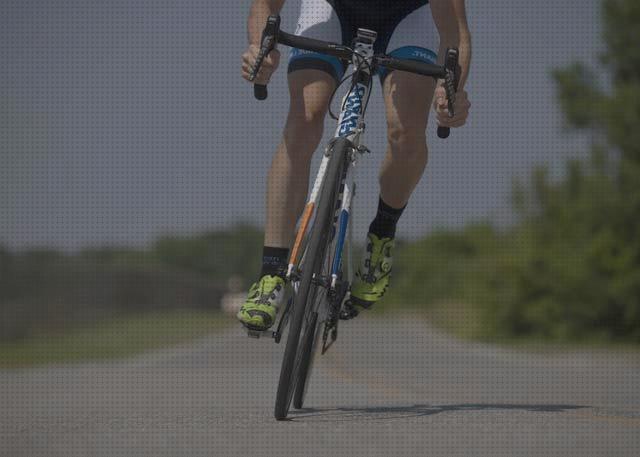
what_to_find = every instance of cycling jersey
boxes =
[289,0,439,82]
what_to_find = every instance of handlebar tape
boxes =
[252,15,280,100]
[254,84,268,100]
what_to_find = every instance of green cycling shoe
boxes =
[237,274,286,331]
[346,233,394,317]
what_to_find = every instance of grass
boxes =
[421,300,488,340]
[0,310,230,368]
[370,300,489,341]
[374,301,640,353]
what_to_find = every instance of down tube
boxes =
[331,166,354,284]
[287,153,331,278]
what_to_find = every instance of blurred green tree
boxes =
[388,0,640,342]
[509,0,640,341]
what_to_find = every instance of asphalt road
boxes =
[2,313,639,456]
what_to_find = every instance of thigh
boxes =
[383,70,436,136]
[382,3,439,134]
[287,69,336,123]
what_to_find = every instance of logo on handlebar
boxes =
[338,84,366,137]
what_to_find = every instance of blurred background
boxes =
[1,0,638,366]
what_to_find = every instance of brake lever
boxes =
[437,48,460,139]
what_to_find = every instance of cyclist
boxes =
[238,0,471,330]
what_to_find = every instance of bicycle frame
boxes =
[287,28,377,299]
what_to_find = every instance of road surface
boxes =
[2,313,639,456]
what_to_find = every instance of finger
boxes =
[253,69,271,85]
[243,60,269,81]
[436,109,451,122]
[446,111,467,125]
[439,114,467,128]
[264,50,280,66]
[448,105,470,122]
[242,54,254,68]
[434,101,447,115]
[242,64,265,83]
[454,99,471,111]
[249,56,277,79]
[445,119,466,128]
[437,114,456,127]
[258,61,275,73]
[436,115,450,127]
[255,58,279,84]
[243,47,258,59]
[261,55,280,71]
[253,75,269,85]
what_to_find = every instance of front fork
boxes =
[331,164,354,288]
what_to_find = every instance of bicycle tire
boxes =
[292,311,319,409]
[292,216,337,410]
[274,137,350,420]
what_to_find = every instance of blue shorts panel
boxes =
[378,45,438,83]
[288,48,346,83]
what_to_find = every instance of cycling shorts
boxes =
[288,0,440,83]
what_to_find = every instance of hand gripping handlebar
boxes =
[248,15,281,100]
[436,48,461,139]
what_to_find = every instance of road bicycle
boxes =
[246,15,460,420]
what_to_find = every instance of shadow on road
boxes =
[289,403,588,422]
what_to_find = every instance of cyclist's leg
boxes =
[348,4,438,312]
[379,73,435,207]
[379,4,439,208]
[264,70,336,250]
[239,70,335,330]
[264,0,344,250]
[239,0,343,330]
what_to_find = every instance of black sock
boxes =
[368,196,406,239]
[261,246,289,279]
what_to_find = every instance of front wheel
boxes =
[274,138,350,420]
[292,311,319,409]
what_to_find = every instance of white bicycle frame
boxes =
[286,28,377,302]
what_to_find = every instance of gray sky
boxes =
[1,0,604,250]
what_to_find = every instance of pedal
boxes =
[339,300,360,320]
[356,144,370,154]
[247,328,278,339]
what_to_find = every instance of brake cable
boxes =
[328,50,373,121]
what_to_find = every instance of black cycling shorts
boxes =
[288,0,439,83]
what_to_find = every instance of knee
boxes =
[386,121,427,159]
[285,105,325,151]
